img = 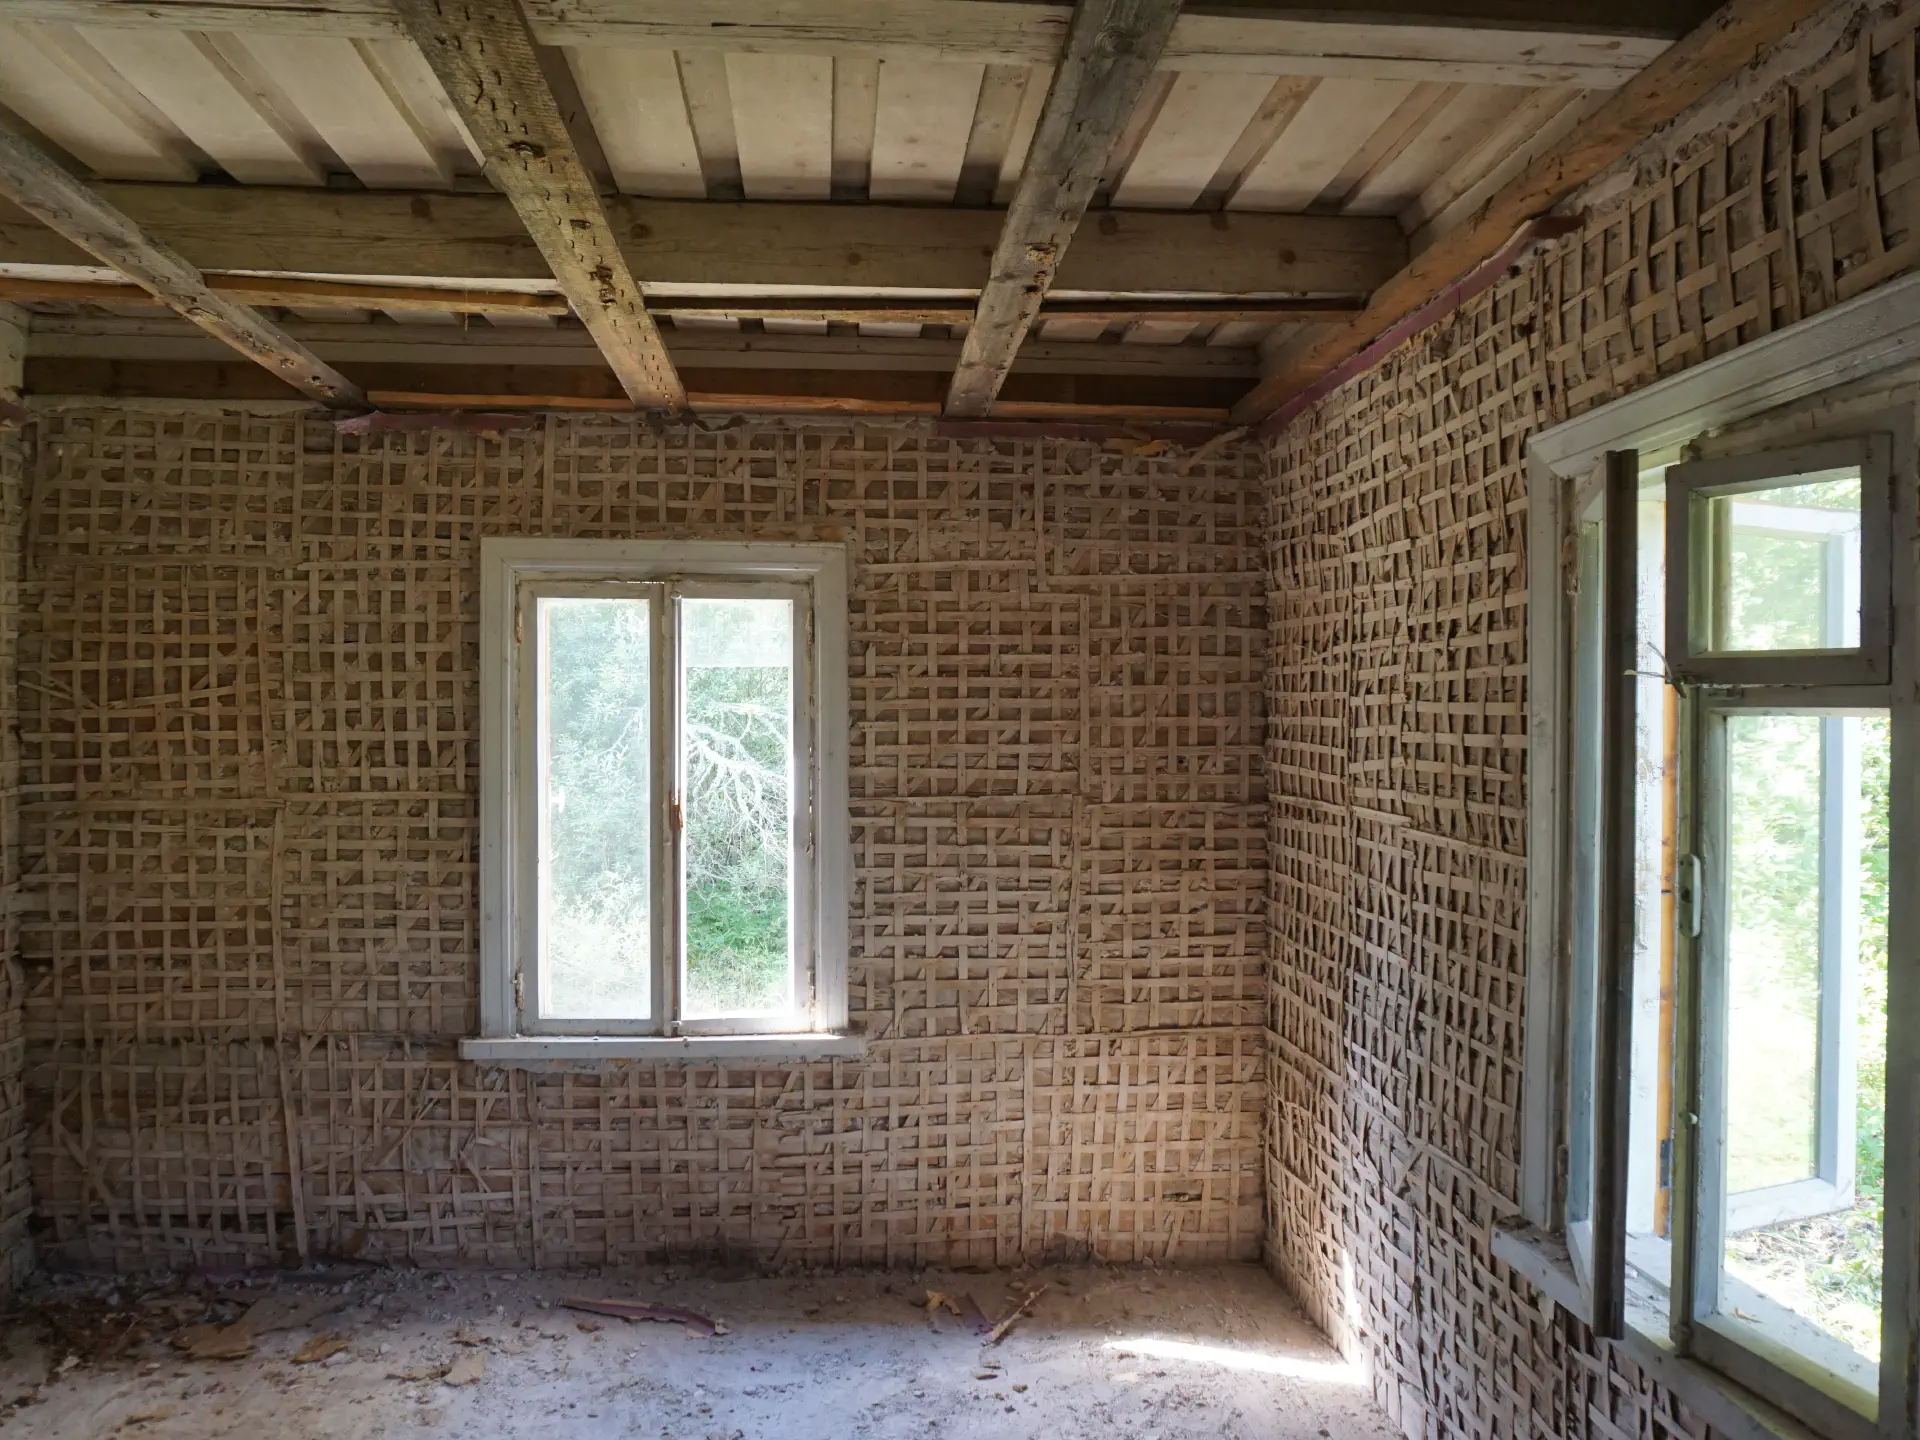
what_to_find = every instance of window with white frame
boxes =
[474,539,849,1043]
[1518,358,1917,1440]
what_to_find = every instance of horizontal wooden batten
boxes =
[0,186,1406,298]
[0,274,572,315]
[0,1,1700,85]
[23,357,1246,414]
[0,276,1363,327]
[368,388,947,418]
[24,314,1261,378]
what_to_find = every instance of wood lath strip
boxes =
[1232,0,1839,427]
[946,0,1183,418]
[391,0,684,411]
[0,111,363,407]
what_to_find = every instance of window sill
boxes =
[460,1033,869,1068]
[1492,1224,1823,1440]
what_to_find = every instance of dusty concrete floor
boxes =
[0,1260,1391,1440]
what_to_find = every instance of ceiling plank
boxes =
[0,110,363,405]
[0,184,1408,296]
[1232,0,1837,428]
[0,1,1705,87]
[390,0,683,410]
[945,0,1183,418]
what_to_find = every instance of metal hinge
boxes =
[512,969,524,1015]
[1658,1137,1672,1192]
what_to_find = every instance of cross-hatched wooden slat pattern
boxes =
[1264,7,1918,1438]
[0,416,28,1293]
[19,410,1267,1270]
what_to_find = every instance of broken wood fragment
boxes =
[559,1296,726,1337]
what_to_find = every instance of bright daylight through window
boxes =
[476,540,849,1044]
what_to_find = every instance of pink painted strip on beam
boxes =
[1256,215,1582,442]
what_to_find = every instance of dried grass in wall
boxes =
[19,414,1268,1272]
[1265,3,1918,1436]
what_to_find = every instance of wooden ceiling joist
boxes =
[0,1,1707,87]
[0,187,1405,299]
[0,112,364,407]
[392,0,684,412]
[0,275,1367,328]
[946,0,1183,418]
[1232,0,1838,430]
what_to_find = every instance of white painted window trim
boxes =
[465,538,854,1065]
[1518,268,1920,1440]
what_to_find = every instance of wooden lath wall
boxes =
[1263,1,1916,1434]
[0,406,27,1294]
[15,413,1268,1270]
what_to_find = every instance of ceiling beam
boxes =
[946,0,1182,418]
[1231,0,1839,430]
[0,111,363,407]
[391,0,683,411]
[25,312,1264,379]
[0,185,1406,297]
[0,1,1703,87]
[0,274,1366,326]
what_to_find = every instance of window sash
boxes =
[671,580,813,1037]
[516,579,672,1035]
[514,575,814,1035]
[1675,695,1890,1438]
[1665,436,1892,688]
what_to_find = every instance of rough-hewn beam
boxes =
[391,0,683,411]
[1232,0,1837,429]
[0,186,1406,298]
[0,113,363,407]
[0,275,1366,327]
[0,1,1704,86]
[25,312,1264,379]
[947,0,1182,418]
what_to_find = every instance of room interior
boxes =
[0,1,1914,1437]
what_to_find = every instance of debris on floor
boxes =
[0,1262,1395,1439]
[987,1286,1048,1345]
[559,1295,727,1336]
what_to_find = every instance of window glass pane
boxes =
[1714,710,1887,1386]
[1725,714,1822,1190]
[1706,471,1861,653]
[538,596,652,1020]
[681,597,795,1018]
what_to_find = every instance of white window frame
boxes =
[464,538,857,1064]
[1505,269,1920,1440]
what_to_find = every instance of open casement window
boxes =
[478,539,850,1040]
[1552,425,1913,1440]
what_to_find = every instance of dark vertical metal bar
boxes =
[1592,448,1640,1339]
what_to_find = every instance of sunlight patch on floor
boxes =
[1104,1335,1368,1385]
